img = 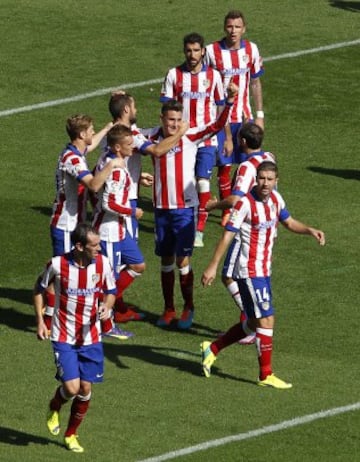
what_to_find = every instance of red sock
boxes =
[256,327,273,380]
[101,317,113,333]
[50,386,69,412]
[240,311,247,323]
[65,395,90,437]
[179,268,194,310]
[217,165,232,200]
[211,322,246,354]
[115,270,135,313]
[161,269,175,311]
[197,190,211,232]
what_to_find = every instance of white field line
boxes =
[136,402,360,462]
[1,39,359,119]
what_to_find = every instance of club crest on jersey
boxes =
[242,54,250,65]
[92,273,100,284]
[203,79,210,89]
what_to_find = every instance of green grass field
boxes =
[1,1,359,461]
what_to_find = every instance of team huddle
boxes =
[33,10,326,454]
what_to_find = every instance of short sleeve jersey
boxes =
[205,39,264,123]
[225,189,290,278]
[39,253,116,345]
[50,144,91,231]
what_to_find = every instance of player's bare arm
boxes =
[250,77,264,129]
[82,158,125,193]
[146,120,189,158]
[88,121,114,152]
[282,217,326,246]
[201,229,235,286]
[33,288,49,340]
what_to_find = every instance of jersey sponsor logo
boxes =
[180,90,211,99]
[168,146,182,155]
[222,68,247,76]
[67,287,100,296]
[256,218,277,230]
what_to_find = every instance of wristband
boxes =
[256,110,264,118]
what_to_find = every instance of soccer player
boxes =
[34,223,117,453]
[95,92,188,322]
[205,10,265,225]
[92,125,147,324]
[146,81,238,330]
[45,114,129,340]
[200,162,325,389]
[160,33,225,247]
[206,122,275,345]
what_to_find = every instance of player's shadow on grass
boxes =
[0,426,63,449]
[307,166,360,181]
[328,1,360,12]
[0,287,35,333]
[125,303,222,338]
[103,342,252,383]
[31,205,53,216]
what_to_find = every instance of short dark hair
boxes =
[161,99,183,115]
[257,161,278,177]
[71,223,98,247]
[108,93,133,120]
[224,10,246,27]
[238,122,264,149]
[183,32,204,49]
[107,124,133,148]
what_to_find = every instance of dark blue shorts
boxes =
[195,145,216,179]
[216,123,247,166]
[52,342,104,383]
[154,208,195,257]
[101,231,144,279]
[237,277,274,319]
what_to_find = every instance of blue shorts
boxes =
[155,208,195,257]
[195,146,216,179]
[50,226,72,256]
[216,123,247,166]
[237,277,274,319]
[52,342,104,383]
[101,232,144,279]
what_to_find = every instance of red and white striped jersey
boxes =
[92,152,132,242]
[98,124,152,201]
[232,151,275,196]
[226,189,290,278]
[205,39,264,123]
[39,253,116,345]
[146,104,231,209]
[50,143,91,231]
[160,64,225,147]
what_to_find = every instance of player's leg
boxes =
[240,277,292,389]
[155,210,177,327]
[194,145,216,248]
[112,234,146,323]
[174,208,195,329]
[64,344,104,452]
